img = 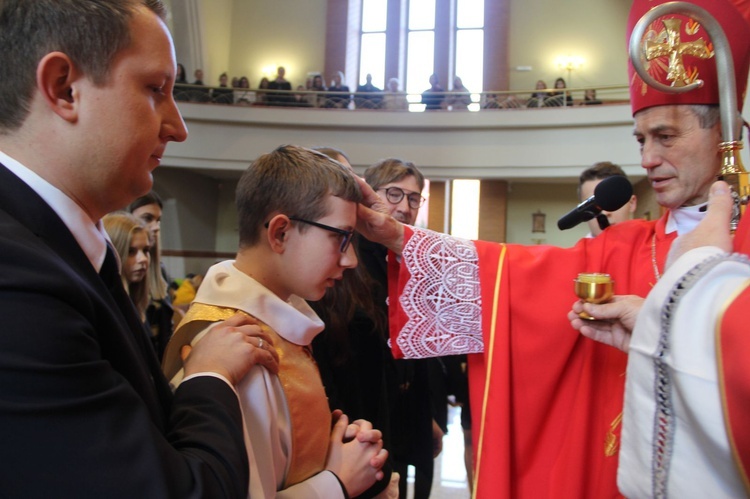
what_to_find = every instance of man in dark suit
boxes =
[0,1,279,497]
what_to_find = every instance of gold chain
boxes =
[651,233,661,282]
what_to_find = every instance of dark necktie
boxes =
[100,243,163,379]
[100,245,168,416]
[99,244,122,293]
[99,244,150,343]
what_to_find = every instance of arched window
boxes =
[325,0,504,106]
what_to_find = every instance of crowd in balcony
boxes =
[173,63,610,111]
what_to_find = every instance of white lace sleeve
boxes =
[395,227,485,358]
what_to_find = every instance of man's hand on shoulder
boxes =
[183,313,279,384]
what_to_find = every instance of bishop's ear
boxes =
[36,51,80,122]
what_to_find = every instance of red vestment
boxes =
[388,215,677,498]
[720,214,750,492]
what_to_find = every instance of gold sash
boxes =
[173,303,330,487]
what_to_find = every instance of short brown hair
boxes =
[236,145,362,247]
[364,158,425,192]
[578,162,628,199]
[0,0,167,132]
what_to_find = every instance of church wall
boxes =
[506,182,589,247]
[176,0,633,96]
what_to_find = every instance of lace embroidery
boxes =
[652,252,749,498]
[397,228,484,358]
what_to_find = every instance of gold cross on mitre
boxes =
[644,17,713,86]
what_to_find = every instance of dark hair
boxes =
[309,146,386,362]
[0,0,167,131]
[313,146,351,165]
[127,190,167,300]
[364,158,425,192]
[309,237,388,366]
[578,162,628,199]
[236,145,362,247]
[127,191,163,212]
[176,63,187,84]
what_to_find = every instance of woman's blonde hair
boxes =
[128,192,169,300]
[103,212,150,321]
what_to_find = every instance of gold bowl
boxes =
[574,273,614,320]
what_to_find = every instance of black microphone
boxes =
[557,175,633,230]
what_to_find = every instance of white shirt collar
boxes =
[0,150,108,272]
[194,260,325,346]
[665,204,707,236]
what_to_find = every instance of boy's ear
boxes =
[266,214,291,254]
[36,51,81,123]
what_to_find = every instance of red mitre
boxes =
[627,0,750,116]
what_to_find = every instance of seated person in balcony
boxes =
[526,79,548,107]
[235,76,253,105]
[545,77,573,107]
[421,73,445,110]
[583,88,603,105]
[309,73,327,107]
[188,68,211,102]
[355,73,382,108]
[212,72,234,104]
[254,77,271,105]
[382,77,409,110]
[267,66,294,106]
[163,145,389,498]
[325,71,352,108]
[291,85,313,108]
[173,62,190,101]
[445,76,471,110]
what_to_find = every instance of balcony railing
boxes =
[173,84,630,111]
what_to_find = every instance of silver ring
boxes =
[258,338,264,349]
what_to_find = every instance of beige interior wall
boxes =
[506,183,589,247]
[198,0,233,83]
[507,0,632,94]
[225,0,328,88]
[151,168,223,278]
[183,0,632,93]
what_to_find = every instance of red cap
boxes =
[628,0,750,116]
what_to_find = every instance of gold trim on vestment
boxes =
[473,244,507,499]
[605,412,623,457]
[172,304,330,488]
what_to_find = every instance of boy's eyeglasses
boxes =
[288,217,354,253]
[378,187,425,210]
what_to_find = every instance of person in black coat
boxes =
[0,2,278,497]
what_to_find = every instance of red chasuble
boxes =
[388,215,677,498]
[719,214,750,493]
